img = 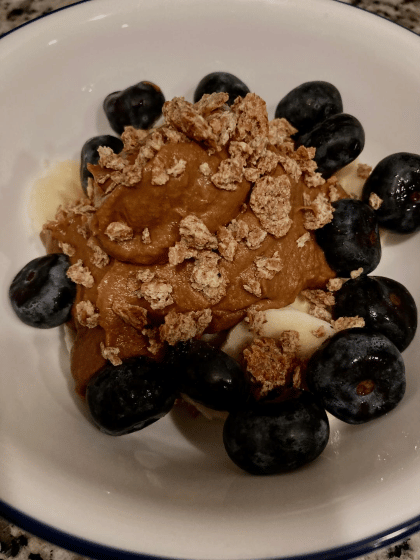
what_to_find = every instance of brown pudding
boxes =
[41,92,345,396]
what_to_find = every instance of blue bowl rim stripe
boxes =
[1,497,420,560]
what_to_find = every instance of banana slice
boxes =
[222,306,336,361]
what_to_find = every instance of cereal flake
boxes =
[332,316,366,332]
[100,342,122,366]
[190,251,227,303]
[227,218,249,241]
[167,158,187,178]
[327,277,345,292]
[58,241,76,257]
[296,232,311,248]
[151,157,170,186]
[112,302,148,331]
[301,289,335,308]
[245,225,267,250]
[241,268,262,297]
[87,237,110,268]
[142,228,151,244]
[137,281,174,310]
[162,97,218,147]
[179,214,218,250]
[350,267,364,279]
[242,333,300,397]
[76,223,90,239]
[168,242,198,266]
[250,175,292,238]
[255,252,283,280]
[369,192,383,210]
[357,163,372,179]
[75,300,99,328]
[66,260,94,288]
[311,326,327,338]
[136,269,156,283]
[211,157,244,191]
[303,193,334,230]
[159,308,212,346]
[141,327,165,355]
[268,118,298,146]
[105,221,134,242]
[199,162,212,176]
[245,308,267,336]
[217,226,238,262]
[231,93,269,143]
[308,304,332,323]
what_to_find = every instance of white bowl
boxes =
[1,1,420,559]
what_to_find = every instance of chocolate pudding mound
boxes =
[41,92,345,396]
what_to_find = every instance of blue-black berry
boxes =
[9,254,77,328]
[298,113,365,178]
[169,339,250,411]
[275,81,343,137]
[362,152,420,234]
[315,198,381,277]
[306,329,406,424]
[80,135,123,195]
[103,81,165,135]
[223,391,330,475]
[193,72,250,106]
[86,356,178,436]
[333,275,417,352]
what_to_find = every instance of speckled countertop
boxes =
[0,0,419,36]
[1,1,420,560]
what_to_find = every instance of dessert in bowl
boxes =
[1,0,420,559]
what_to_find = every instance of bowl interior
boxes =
[0,1,420,559]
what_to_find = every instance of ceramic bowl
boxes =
[0,0,420,558]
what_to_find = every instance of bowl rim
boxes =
[1,1,420,559]
[1,0,420,43]
[2,498,420,560]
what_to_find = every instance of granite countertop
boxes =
[0,0,420,36]
[1,1,420,560]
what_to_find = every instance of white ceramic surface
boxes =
[0,1,420,559]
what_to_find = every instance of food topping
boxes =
[314,199,381,277]
[242,333,302,398]
[362,152,420,233]
[9,75,419,476]
[333,275,418,351]
[298,113,365,179]
[275,81,343,138]
[223,392,330,475]
[40,90,345,396]
[306,329,406,424]
[193,72,250,106]
[9,254,77,329]
[75,300,100,329]
[103,81,166,135]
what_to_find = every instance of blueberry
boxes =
[80,135,124,195]
[361,152,420,234]
[334,276,417,352]
[274,81,343,136]
[169,339,250,411]
[306,329,406,424]
[315,198,381,277]
[86,356,178,436]
[298,113,365,178]
[193,72,250,106]
[9,254,77,329]
[223,391,330,475]
[103,81,165,135]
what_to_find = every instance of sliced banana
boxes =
[221,306,336,361]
